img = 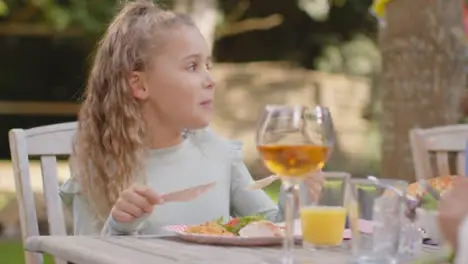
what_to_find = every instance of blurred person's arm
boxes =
[455,216,468,264]
[438,178,468,263]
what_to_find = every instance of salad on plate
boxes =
[183,214,284,238]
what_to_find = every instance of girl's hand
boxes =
[111,185,164,223]
[303,171,325,203]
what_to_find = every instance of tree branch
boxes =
[0,23,82,36]
[215,14,283,40]
[225,0,250,23]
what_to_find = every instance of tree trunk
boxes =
[380,0,466,181]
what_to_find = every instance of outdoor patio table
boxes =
[25,235,351,264]
[25,235,442,264]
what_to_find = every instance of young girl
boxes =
[60,0,322,236]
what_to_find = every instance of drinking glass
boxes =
[348,178,408,264]
[256,105,335,264]
[299,172,350,250]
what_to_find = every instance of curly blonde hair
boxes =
[71,0,194,223]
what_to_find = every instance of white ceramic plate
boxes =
[165,225,285,246]
[163,219,371,246]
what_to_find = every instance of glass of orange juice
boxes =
[299,172,350,250]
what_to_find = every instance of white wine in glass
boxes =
[257,145,330,178]
[256,105,335,264]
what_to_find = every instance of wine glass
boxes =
[256,105,335,264]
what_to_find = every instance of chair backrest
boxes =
[409,124,468,180]
[8,122,77,264]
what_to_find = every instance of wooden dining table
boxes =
[25,235,351,264]
[25,235,441,264]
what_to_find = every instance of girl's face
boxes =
[133,25,215,131]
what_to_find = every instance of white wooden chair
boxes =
[409,124,468,180]
[8,122,77,264]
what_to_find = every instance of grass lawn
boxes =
[0,182,281,263]
[264,180,281,202]
[0,240,53,264]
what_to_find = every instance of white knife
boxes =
[161,182,216,203]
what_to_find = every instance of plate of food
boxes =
[165,215,287,246]
[407,175,459,197]
[164,215,372,246]
[407,175,460,246]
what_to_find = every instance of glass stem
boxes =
[283,184,297,264]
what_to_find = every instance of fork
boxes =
[246,175,279,190]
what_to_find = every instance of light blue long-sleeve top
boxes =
[59,128,298,235]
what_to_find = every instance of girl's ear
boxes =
[129,71,149,100]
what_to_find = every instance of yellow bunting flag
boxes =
[370,0,391,23]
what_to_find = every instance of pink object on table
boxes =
[342,219,373,239]
[167,225,187,232]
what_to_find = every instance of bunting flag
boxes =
[369,0,390,26]
[370,0,389,19]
